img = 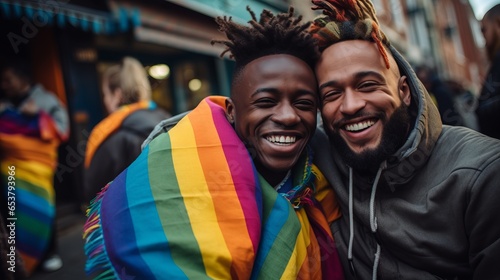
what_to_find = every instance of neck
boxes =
[257,166,289,187]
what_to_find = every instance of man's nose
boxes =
[340,89,366,115]
[272,103,300,126]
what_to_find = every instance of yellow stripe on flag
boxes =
[1,159,55,200]
[169,115,232,280]
[281,209,311,279]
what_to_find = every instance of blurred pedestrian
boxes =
[310,0,500,278]
[83,7,343,279]
[0,59,69,275]
[83,57,170,204]
[415,64,465,126]
[445,79,479,131]
[477,4,500,139]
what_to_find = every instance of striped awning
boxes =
[0,0,140,34]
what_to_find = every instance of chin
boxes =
[349,142,380,155]
[259,157,297,173]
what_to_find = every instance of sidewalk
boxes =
[29,210,90,280]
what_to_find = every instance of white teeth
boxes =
[345,120,375,132]
[266,135,296,145]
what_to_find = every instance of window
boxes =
[390,0,406,31]
[372,0,385,15]
[446,3,465,62]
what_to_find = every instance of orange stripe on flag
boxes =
[189,100,255,277]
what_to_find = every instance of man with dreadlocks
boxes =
[308,0,500,279]
[83,6,344,279]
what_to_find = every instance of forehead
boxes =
[320,40,384,67]
[481,16,492,27]
[1,68,23,82]
[2,68,15,77]
[232,54,315,96]
[316,40,395,79]
[239,54,312,77]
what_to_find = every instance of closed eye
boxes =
[295,99,316,110]
[322,90,342,102]
[358,81,380,91]
[253,98,276,108]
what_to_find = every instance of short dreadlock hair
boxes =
[309,0,391,69]
[211,6,319,90]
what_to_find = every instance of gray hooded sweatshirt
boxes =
[312,46,500,280]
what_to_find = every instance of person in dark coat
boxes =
[477,4,500,139]
[415,65,464,126]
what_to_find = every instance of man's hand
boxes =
[20,99,39,115]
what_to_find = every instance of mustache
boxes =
[332,111,386,129]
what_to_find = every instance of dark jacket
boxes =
[476,52,500,139]
[428,78,464,126]
[84,108,169,202]
[313,46,500,279]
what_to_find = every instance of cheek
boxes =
[321,102,340,124]
[233,114,253,138]
[103,93,111,104]
[10,79,21,90]
[303,112,318,130]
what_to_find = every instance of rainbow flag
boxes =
[84,96,343,279]
[0,109,62,274]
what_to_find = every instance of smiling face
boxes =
[227,54,318,185]
[316,40,411,170]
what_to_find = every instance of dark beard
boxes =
[329,104,411,172]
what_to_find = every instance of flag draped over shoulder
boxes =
[84,96,343,279]
[0,109,62,274]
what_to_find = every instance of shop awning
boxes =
[0,0,140,34]
[165,0,286,23]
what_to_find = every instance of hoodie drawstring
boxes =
[348,167,355,277]
[347,161,387,280]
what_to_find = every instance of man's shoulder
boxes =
[141,111,190,150]
[30,84,55,97]
[29,84,62,106]
[122,108,170,133]
[438,126,500,162]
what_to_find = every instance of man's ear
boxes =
[225,98,235,124]
[114,88,124,104]
[399,76,411,106]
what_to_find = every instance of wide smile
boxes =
[261,132,305,154]
[343,119,376,132]
[265,135,297,145]
[340,118,380,147]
